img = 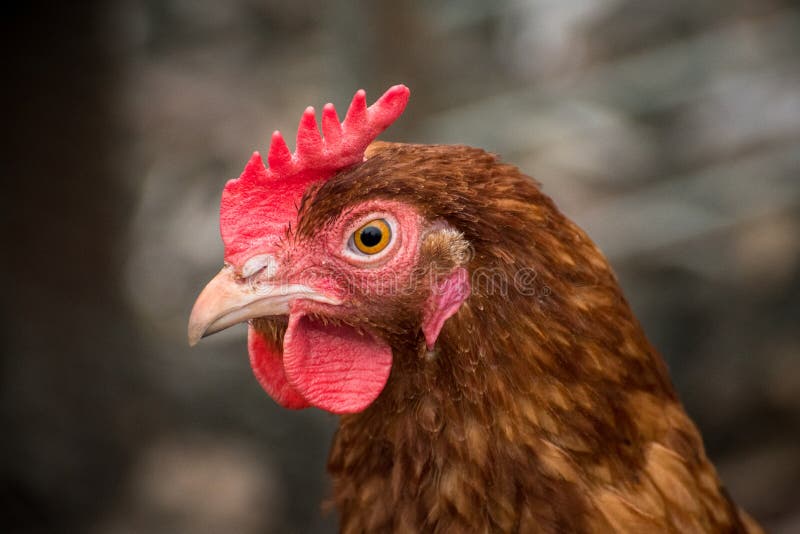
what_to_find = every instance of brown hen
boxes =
[188,87,761,533]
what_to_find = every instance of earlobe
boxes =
[422,267,471,350]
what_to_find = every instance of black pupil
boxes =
[360,226,383,248]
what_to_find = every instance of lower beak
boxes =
[187,266,340,346]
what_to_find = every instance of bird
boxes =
[188,85,762,533]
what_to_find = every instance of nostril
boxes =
[241,254,278,279]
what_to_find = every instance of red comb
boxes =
[219,85,410,267]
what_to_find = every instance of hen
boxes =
[188,85,761,533]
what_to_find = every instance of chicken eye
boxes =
[352,219,392,255]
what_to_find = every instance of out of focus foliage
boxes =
[3,1,799,532]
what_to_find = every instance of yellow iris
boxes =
[353,219,391,254]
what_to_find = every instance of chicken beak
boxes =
[188,266,341,346]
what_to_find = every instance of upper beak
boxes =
[187,266,340,346]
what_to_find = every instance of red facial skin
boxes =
[282,200,424,306]
[244,200,429,414]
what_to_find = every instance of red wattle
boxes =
[282,314,393,414]
[248,325,309,409]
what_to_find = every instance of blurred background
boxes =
[3,1,799,532]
